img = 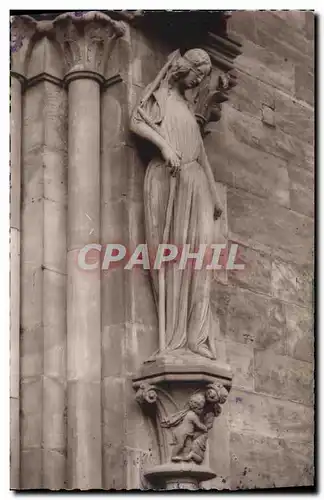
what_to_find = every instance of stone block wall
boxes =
[11,10,314,490]
[205,11,314,489]
[100,11,314,490]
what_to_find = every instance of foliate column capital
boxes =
[53,11,126,83]
[10,15,37,78]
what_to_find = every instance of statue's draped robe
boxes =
[139,85,218,357]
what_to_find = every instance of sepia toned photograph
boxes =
[9,8,315,491]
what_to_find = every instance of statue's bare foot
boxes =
[189,344,216,360]
[171,456,182,462]
[182,453,193,462]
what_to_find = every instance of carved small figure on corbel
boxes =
[161,392,208,463]
[161,383,229,465]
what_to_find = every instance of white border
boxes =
[1,4,320,499]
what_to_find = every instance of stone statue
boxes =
[130,49,224,360]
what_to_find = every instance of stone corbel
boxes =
[132,352,232,490]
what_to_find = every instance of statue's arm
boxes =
[130,106,169,154]
[191,413,207,432]
[130,98,181,169]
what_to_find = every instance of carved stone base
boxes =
[132,350,232,490]
[145,462,216,490]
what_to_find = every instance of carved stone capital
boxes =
[10,15,37,78]
[132,351,232,490]
[53,11,126,81]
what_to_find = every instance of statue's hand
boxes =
[214,206,222,220]
[161,145,181,175]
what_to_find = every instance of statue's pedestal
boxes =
[145,462,216,490]
[132,350,232,490]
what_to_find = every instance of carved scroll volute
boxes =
[53,11,126,78]
[10,15,38,77]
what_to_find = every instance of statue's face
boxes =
[181,67,205,89]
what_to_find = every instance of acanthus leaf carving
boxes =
[193,69,237,133]
[53,11,126,78]
[10,15,37,77]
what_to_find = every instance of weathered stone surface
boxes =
[229,70,263,118]
[228,186,313,266]
[43,449,66,489]
[44,199,66,274]
[288,161,314,217]
[225,340,254,391]
[285,303,314,363]
[261,104,275,127]
[210,282,231,338]
[101,199,128,243]
[254,11,313,65]
[21,324,43,378]
[102,81,130,148]
[21,263,43,331]
[10,76,22,232]
[272,10,306,32]
[102,324,125,377]
[224,104,313,168]
[274,91,314,145]
[124,447,154,490]
[206,114,291,208]
[130,28,169,88]
[27,37,64,80]
[234,38,295,94]
[23,85,45,153]
[230,431,314,490]
[43,270,66,378]
[20,378,42,449]
[271,259,313,307]
[22,147,67,205]
[43,83,67,151]
[67,78,100,250]
[254,350,313,406]
[20,449,42,489]
[295,64,314,106]
[206,406,230,489]
[227,11,258,44]
[102,377,125,446]
[102,267,128,327]
[228,244,272,296]
[103,444,126,490]
[125,324,158,374]
[304,11,315,41]
[10,228,20,397]
[131,269,158,328]
[228,388,314,441]
[67,250,101,382]
[43,376,66,450]
[227,287,287,354]
[67,380,102,489]
[10,397,19,489]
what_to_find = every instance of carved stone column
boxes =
[53,12,125,489]
[10,15,37,489]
